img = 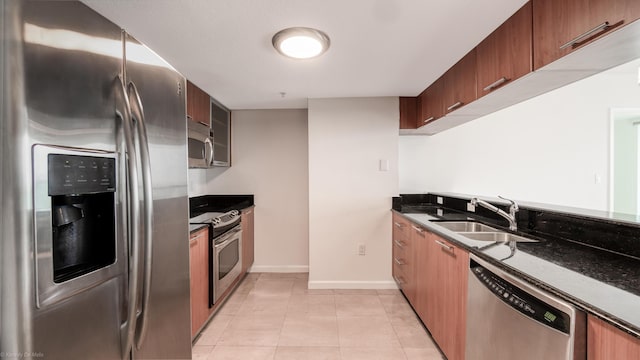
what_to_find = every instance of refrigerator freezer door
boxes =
[124,34,192,359]
[8,2,127,359]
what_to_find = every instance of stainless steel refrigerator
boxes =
[1,1,192,359]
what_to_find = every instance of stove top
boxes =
[190,210,241,238]
[190,210,239,227]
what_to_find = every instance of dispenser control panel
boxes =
[48,154,116,195]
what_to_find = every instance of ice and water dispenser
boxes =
[48,152,116,282]
[33,145,120,306]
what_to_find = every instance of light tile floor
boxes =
[193,273,444,360]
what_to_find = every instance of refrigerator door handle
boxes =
[128,81,154,350]
[115,75,142,359]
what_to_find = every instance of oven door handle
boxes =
[214,228,242,248]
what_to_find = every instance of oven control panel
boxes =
[471,262,571,334]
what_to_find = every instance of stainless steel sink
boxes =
[435,221,499,233]
[458,232,539,243]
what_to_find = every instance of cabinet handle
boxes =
[394,222,404,228]
[393,276,405,285]
[411,225,424,234]
[483,77,509,92]
[245,210,253,215]
[434,239,454,252]
[446,101,463,112]
[394,240,405,248]
[423,116,435,124]
[559,21,613,50]
[394,258,405,266]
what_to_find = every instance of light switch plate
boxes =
[379,159,389,172]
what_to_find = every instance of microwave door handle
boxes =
[115,75,141,359]
[204,137,214,166]
[128,81,154,349]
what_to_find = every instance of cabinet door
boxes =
[533,0,640,70]
[186,81,210,125]
[477,2,532,97]
[392,214,415,302]
[241,207,255,274]
[399,97,418,129]
[427,233,469,360]
[414,228,436,327]
[588,315,640,359]
[419,79,445,126]
[442,50,477,114]
[211,99,231,166]
[189,228,208,338]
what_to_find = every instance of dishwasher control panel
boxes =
[471,261,571,334]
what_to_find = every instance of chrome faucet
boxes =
[470,196,519,231]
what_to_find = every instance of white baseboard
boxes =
[308,280,399,290]
[249,265,309,273]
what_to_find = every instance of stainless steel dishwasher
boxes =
[465,254,586,360]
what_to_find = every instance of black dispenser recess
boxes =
[48,154,116,283]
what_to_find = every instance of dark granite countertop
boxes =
[393,193,640,339]
[189,194,254,218]
[189,223,207,233]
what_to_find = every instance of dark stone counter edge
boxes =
[391,209,640,340]
[189,223,208,233]
[394,193,640,260]
[189,194,254,218]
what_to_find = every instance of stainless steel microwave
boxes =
[188,120,214,168]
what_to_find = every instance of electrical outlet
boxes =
[437,196,443,204]
[358,243,366,256]
[467,203,476,212]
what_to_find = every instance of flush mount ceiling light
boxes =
[272,27,330,59]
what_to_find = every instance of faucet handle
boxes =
[498,195,519,211]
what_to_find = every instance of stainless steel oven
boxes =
[190,210,242,306]
[214,225,242,303]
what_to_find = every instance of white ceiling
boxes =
[82,0,529,110]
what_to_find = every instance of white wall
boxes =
[308,97,399,288]
[188,109,309,272]
[399,67,640,211]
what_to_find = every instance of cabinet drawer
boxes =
[392,213,411,241]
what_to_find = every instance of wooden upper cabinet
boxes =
[588,315,640,359]
[477,2,533,97]
[186,80,211,125]
[533,0,640,70]
[399,97,418,129]
[442,49,477,114]
[419,78,444,126]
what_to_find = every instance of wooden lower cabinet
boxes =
[414,224,432,325]
[426,232,468,360]
[189,227,209,338]
[392,213,416,303]
[241,207,255,274]
[588,315,640,359]
[394,214,468,360]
